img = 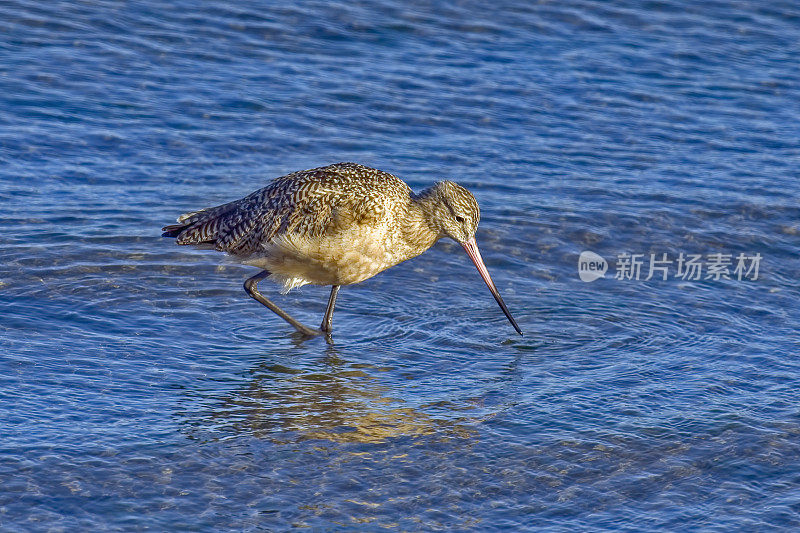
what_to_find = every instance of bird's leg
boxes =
[320,285,340,333]
[243,271,322,336]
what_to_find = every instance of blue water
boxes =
[2,0,800,530]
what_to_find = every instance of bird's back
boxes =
[163,162,412,255]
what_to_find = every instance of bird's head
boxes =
[417,179,522,336]
[424,180,480,244]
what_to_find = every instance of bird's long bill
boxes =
[461,237,523,336]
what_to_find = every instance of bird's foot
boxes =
[289,324,333,344]
[293,323,326,337]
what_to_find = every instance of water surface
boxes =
[1,0,800,530]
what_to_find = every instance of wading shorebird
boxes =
[162,162,522,337]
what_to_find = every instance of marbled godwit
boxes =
[162,162,522,337]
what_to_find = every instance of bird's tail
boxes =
[161,224,186,238]
[161,200,239,245]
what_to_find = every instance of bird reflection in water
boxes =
[191,348,475,444]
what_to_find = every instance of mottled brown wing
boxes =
[162,162,409,256]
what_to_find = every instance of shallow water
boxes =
[2,0,800,530]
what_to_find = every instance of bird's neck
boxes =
[402,191,442,253]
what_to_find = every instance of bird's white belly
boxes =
[242,222,408,293]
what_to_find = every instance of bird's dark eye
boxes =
[455,215,466,224]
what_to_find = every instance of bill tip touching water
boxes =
[162,162,522,337]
